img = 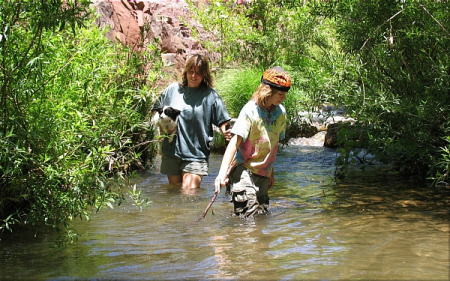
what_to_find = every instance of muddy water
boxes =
[1,140,449,280]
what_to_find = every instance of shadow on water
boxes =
[274,145,449,221]
[0,144,449,280]
[328,169,450,221]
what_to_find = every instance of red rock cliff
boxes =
[91,1,219,77]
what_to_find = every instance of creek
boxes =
[1,133,449,280]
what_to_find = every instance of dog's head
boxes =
[155,107,164,115]
[162,106,181,120]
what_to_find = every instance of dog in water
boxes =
[152,106,181,143]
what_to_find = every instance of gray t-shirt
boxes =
[151,82,231,161]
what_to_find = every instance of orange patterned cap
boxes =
[261,66,291,92]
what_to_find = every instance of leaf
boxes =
[59,20,66,32]
[27,56,42,67]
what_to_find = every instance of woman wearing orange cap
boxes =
[214,66,291,218]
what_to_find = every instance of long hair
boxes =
[181,54,213,89]
[251,84,275,109]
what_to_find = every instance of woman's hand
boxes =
[214,173,229,193]
[220,122,232,142]
[215,134,241,193]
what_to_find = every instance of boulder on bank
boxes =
[324,122,341,148]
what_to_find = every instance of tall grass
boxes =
[215,68,262,118]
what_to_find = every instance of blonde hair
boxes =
[181,54,213,89]
[251,84,277,109]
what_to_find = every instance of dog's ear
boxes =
[155,107,163,115]
[172,108,181,116]
[165,107,181,119]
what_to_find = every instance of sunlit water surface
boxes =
[1,139,449,280]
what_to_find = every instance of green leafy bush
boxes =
[0,3,159,239]
[319,1,450,182]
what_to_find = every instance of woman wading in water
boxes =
[214,66,291,217]
[152,54,231,191]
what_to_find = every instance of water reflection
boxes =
[0,144,448,280]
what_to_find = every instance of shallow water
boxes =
[1,143,449,280]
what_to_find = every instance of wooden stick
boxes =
[197,192,218,221]
[197,122,230,221]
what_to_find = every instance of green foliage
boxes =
[0,3,160,237]
[189,1,331,68]
[187,1,259,67]
[215,68,262,118]
[318,1,450,182]
[244,2,318,67]
[432,136,450,186]
[128,184,152,212]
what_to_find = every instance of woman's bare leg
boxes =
[182,172,203,189]
[167,174,182,185]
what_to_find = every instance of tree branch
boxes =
[359,8,404,51]
[420,4,450,37]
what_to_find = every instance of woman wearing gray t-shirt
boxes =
[151,54,231,191]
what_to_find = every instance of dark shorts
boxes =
[229,164,269,218]
[160,153,209,176]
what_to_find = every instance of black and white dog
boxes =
[152,106,181,143]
